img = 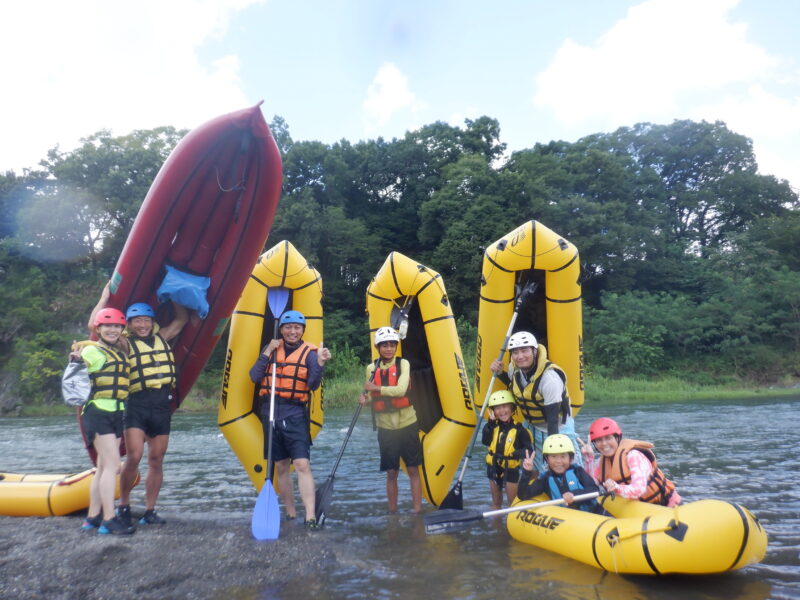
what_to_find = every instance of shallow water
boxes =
[2,397,799,599]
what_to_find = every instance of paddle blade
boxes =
[424,508,484,534]
[252,478,280,540]
[267,287,290,320]
[315,476,334,527]
[438,481,464,511]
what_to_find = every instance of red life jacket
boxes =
[599,439,677,506]
[370,359,411,413]
[259,341,317,403]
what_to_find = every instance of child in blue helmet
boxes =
[249,310,331,529]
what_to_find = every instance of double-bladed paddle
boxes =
[425,492,602,534]
[438,281,537,511]
[252,286,290,541]
[314,401,363,527]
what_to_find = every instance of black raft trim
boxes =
[640,516,661,575]
[726,501,751,571]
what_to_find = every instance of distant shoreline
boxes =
[5,374,798,417]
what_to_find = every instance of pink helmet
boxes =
[589,417,622,441]
[94,308,126,327]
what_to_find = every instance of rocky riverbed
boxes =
[0,514,334,599]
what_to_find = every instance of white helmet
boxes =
[374,326,400,346]
[508,331,538,350]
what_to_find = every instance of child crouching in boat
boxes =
[517,434,602,513]
[580,417,681,507]
[482,390,532,510]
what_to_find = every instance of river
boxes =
[2,397,799,599]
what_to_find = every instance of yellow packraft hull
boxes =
[219,240,324,491]
[366,252,476,506]
[507,494,767,575]
[475,220,584,415]
[0,469,125,517]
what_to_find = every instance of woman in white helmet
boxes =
[490,331,581,474]
[359,326,422,513]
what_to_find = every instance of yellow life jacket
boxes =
[74,340,129,412]
[127,333,176,394]
[509,344,570,426]
[485,421,526,470]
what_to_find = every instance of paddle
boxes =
[314,402,363,527]
[438,281,537,511]
[251,286,290,541]
[425,491,602,534]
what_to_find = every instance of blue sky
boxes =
[2,0,799,190]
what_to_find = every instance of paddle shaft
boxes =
[453,283,536,484]
[264,287,290,483]
[481,492,601,518]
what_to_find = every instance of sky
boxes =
[2,0,799,192]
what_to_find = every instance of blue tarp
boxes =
[157,265,210,318]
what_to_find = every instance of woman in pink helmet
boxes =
[580,417,681,507]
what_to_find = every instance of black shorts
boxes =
[264,415,311,462]
[377,422,423,472]
[83,403,123,449]
[486,463,522,486]
[124,387,172,438]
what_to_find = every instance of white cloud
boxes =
[690,84,800,186]
[362,62,426,135]
[533,0,779,126]
[0,0,262,173]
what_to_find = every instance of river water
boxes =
[2,397,799,599]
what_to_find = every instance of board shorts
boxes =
[486,463,522,486]
[265,415,312,462]
[82,403,123,449]
[377,422,423,472]
[124,386,172,438]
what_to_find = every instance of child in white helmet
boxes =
[482,390,532,509]
[359,326,422,513]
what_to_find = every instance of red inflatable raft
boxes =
[96,102,282,406]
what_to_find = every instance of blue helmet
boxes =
[279,310,306,327]
[126,302,156,320]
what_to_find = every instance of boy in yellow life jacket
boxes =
[359,326,422,514]
[481,390,532,509]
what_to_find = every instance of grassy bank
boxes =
[176,369,799,414]
[10,368,799,417]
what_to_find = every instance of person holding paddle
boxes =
[249,310,331,529]
[359,326,422,514]
[490,331,581,475]
[517,434,601,513]
[481,390,532,510]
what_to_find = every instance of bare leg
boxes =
[293,458,316,520]
[119,427,144,505]
[274,459,296,518]
[489,479,503,510]
[386,469,399,513]
[406,466,422,513]
[144,434,169,510]
[505,482,519,507]
[93,433,121,520]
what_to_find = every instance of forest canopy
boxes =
[1,116,798,411]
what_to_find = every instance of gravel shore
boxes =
[0,514,335,600]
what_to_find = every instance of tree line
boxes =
[1,116,798,411]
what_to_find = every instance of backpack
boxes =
[62,360,91,407]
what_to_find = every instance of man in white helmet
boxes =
[490,331,581,474]
[359,326,422,513]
